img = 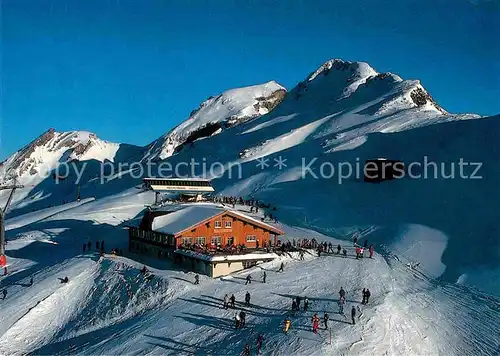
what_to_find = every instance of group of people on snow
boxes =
[354,242,375,259]
[241,334,265,356]
[173,231,379,352]
[223,293,237,309]
[222,292,251,309]
[82,239,111,254]
[291,295,310,314]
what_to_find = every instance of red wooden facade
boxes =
[128,209,284,257]
[173,211,282,248]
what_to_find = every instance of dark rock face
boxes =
[73,134,97,156]
[409,87,446,113]
[410,87,430,106]
[253,89,287,112]
[5,128,57,175]
[174,122,223,153]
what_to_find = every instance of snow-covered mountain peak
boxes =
[293,59,447,116]
[0,129,120,183]
[296,59,380,101]
[307,59,377,82]
[143,81,286,160]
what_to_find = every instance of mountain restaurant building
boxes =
[128,204,284,277]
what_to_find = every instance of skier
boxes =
[242,344,250,356]
[245,291,251,306]
[365,289,371,304]
[351,306,356,324]
[337,244,341,254]
[239,311,246,328]
[194,274,200,285]
[29,277,33,286]
[291,300,297,314]
[323,312,330,329]
[369,244,374,258]
[353,236,358,246]
[245,275,252,285]
[59,276,69,283]
[328,242,333,253]
[235,312,241,329]
[256,334,265,354]
[339,287,346,300]
[338,296,345,314]
[303,297,309,311]
[311,313,320,333]
[283,318,291,334]
[87,240,92,250]
[278,262,284,273]
[362,288,366,304]
[1,289,7,300]
[229,294,236,308]
[295,296,301,310]
[262,271,267,283]
[343,248,347,257]
[355,246,362,259]
[223,294,229,309]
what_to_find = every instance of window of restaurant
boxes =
[211,236,221,245]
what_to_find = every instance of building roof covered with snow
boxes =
[134,203,284,237]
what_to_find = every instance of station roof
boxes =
[143,177,215,193]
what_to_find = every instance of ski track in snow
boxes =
[1,230,498,356]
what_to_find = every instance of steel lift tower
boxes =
[0,180,24,274]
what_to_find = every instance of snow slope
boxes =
[0,58,498,355]
[150,59,495,295]
[2,59,494,293]
[143,81,286,160]
[1,206,498,355]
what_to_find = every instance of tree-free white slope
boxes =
[1,229,498,356]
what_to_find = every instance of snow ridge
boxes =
[0,129,120,184]
[143,81,286,160]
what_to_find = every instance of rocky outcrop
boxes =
[253,89,287,113]
[409,87,447,114]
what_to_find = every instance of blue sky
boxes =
[2,0,499,159]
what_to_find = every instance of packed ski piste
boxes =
[0,196,498,356]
